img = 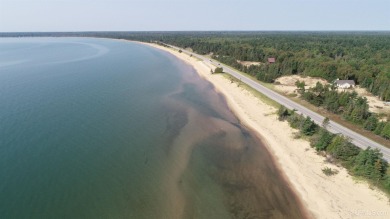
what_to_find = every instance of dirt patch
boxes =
[274,75,328,95]
[275,75,390,115]
[237,60,261,67]
[346,87,390,115]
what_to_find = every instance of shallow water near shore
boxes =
[0,38,307,218]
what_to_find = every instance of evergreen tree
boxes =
[277,105,289,121]
[352,148,386,180]
[314,128,334,151]
[322,117,330,128]
[327,136,360,161]
[287,111,302,129]
[363,115,378,131]
[374,122,385,135]
[323,91,340,113]
[301,116,317,136]
[380,123,390,139]
[295,80,305,93]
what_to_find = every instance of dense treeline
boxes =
[95,31,390,101]
[278,106,390,193]
[157,32,390,101]
[3,31,390,100]
[4,31,390,134]
[298,82,390,140]
[118,31,390,140]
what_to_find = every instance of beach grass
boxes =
[222,74,280,109]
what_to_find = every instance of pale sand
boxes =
[141,42,390,218]
[274,75,328,96]
[274,75,390,115]
[352,87,390,115]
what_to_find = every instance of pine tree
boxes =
[373,159,385,182]
[277,105,289,121]
[314,128,334,151]
[363,115,378,131]
[301,116,317,136]
[380,123,390,139]
[374,122,385,135]
[322,117,330,128]
[352,148,386,180]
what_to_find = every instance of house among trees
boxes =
[335,79,355,89]
[267,57,276,64]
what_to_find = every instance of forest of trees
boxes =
[102,31,390,101]
[110,31,390,140]
[278,106,390,194]
[297,81,390,140]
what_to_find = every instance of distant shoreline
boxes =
[138,41,390,219]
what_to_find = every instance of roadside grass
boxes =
[165,45,203,62]
[222,74,280,109]
[192,56,203,62]
[211,57,390,197]
[286,95,390,148]
[197,54,390,149]
[222,59,390,149]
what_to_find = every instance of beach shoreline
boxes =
[138,41,390,219]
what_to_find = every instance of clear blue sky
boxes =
[1,0,389,32]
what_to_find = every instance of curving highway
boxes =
[168,44,390,162]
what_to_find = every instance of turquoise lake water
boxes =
[0,38,307,218]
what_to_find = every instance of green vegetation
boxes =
[295,80,305,92]
[322,167,339,176]
[225,75,280,108]
[77,31,388,142]
[297,82,390,140]
[9,32,389,110]
[278,105,390,193]
[214,67,223,73]
[284,111,318,136]
[5,32,390,101]
[6,31,390,195]
[112,31,390,102]
[277,105,289,121]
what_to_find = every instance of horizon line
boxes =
[1,30,390,33]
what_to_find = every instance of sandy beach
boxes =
[141,42,390,219]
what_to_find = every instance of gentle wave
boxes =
[0,60,29,68]
[43,42,110,65]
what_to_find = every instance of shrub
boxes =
[327,136,360,161]
[374,122,385,135]
[313,128,334,151]
[214,67,224,73]
[380,123,390,139]
[277,105,289,121]
[301,116,318,136]
[287,112,303,129]
[322,167,339,176]
[364,115,378,131]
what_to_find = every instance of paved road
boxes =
[168,44,390,162]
